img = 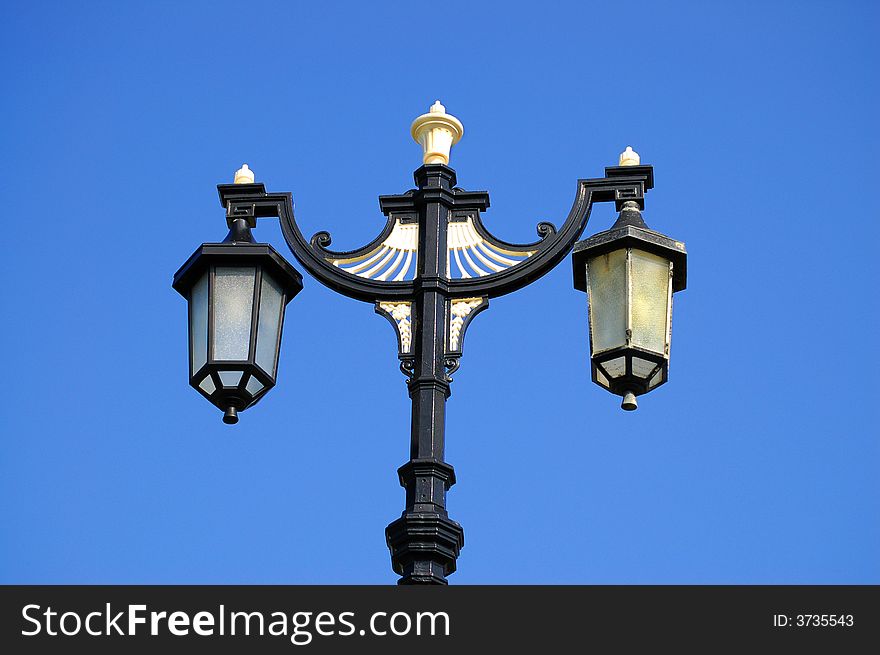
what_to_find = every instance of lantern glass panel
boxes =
[630,249,671,355]
[255,271,284,376]
[632,356,657,379]
[218,370,243,388]
[198,374,216,395]
[190,272,209,375]
[604,356,626,378]
[245,375,265,396]
[587,249,627,353]
[212,266,256,361]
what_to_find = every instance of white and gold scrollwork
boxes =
[333,221,419,281]
[377,301,413,354]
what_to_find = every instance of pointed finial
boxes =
[233,163,255,184]
[411,100,464,165]
[619,146,640,166]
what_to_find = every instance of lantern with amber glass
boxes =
[573,199,686,411]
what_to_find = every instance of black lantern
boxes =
[573,200,686,410]
[173,216,302,424]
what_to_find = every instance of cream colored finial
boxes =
[234,163,255,184]
[411,100,464,165]
[619,146,640,166]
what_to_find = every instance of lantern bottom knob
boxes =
[223,406,239,424]
[621,391,638,411]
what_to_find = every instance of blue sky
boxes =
[1,0,877,584]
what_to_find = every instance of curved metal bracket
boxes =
[447,171,652,299]
[461,206,556,253]
[219,182,407,302]
[444,296,489,382]
[375,300,413,355]
[221,165,651,306]
[374,300,415,379]
[311,214,398,260]
[270,192,415,302]
[219,181,416,305]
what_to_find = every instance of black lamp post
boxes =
[172,103,687,584]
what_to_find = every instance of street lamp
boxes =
[172,102,687,583]
[572,149,687,411]
[172,182,303,424]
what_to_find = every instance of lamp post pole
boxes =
[385,164,466,585]
[173,101,687,584]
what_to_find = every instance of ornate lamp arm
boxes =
[218,182,415,302]
[447,166,654,300]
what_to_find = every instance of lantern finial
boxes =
[234,163,255,184]
[618,146,640,166]
[621,391,638,411]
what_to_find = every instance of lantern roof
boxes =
[172,242,304,301]
[572,224,687,293]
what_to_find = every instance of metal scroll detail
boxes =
[375,300,416,379]
[444,296,489,379]
[448,298,485,350]
[376,301,413,354]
